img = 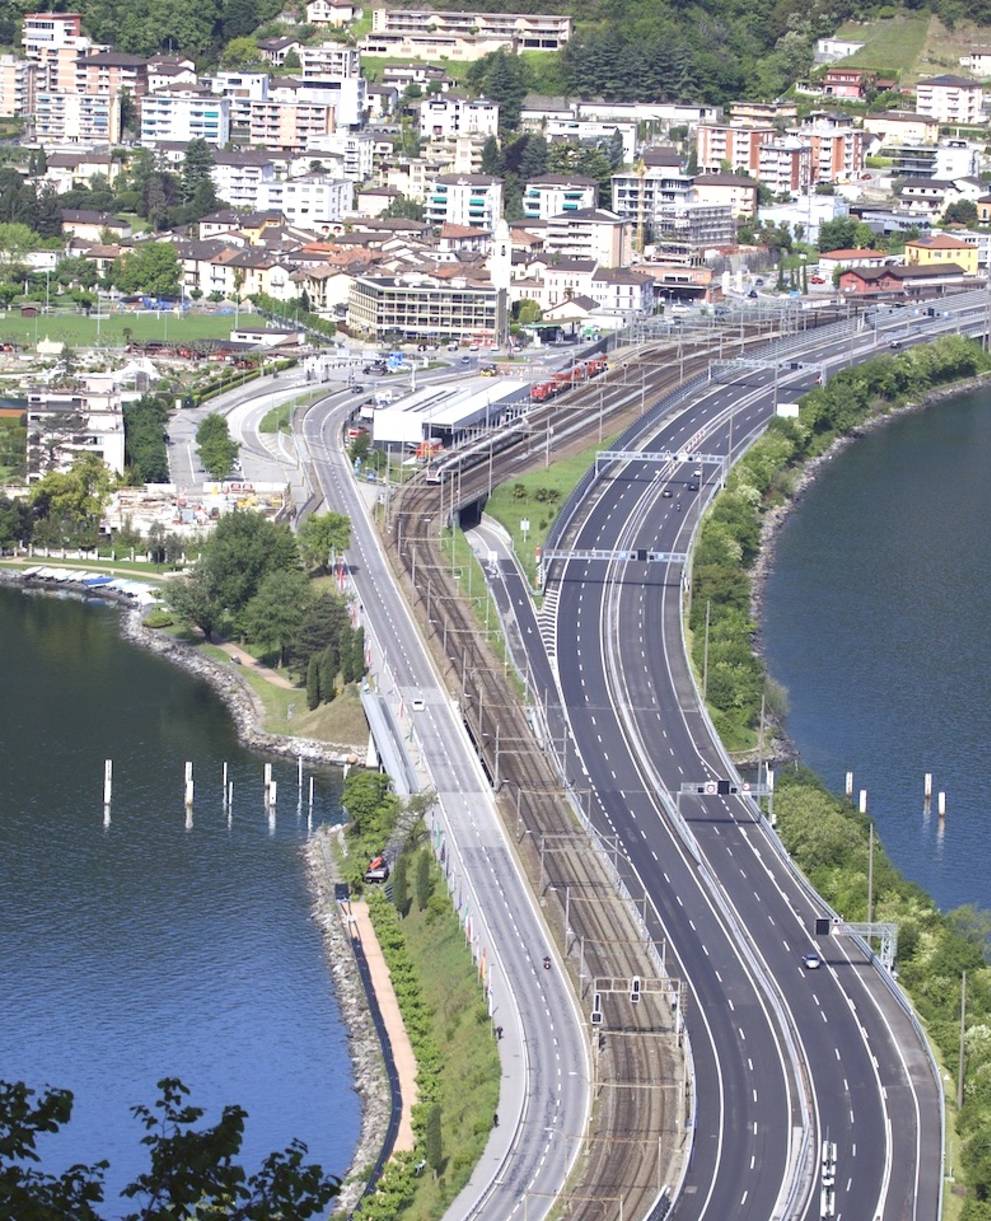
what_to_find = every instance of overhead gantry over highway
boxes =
[280,296,988,1221]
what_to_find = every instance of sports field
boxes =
[0,311,267,349]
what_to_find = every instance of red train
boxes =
[530,354,608,402]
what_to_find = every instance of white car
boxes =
[411,695,426,712]
[802,952,822,970]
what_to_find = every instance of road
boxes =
[471,301,985,1219]
[292,387,591,1221]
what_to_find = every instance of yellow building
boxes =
[905,234,978,277]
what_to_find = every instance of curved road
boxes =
[471,300,986,1219]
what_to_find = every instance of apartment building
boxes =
[370,7,571,50]
[691,173,758,219]
[209,150,278,209]
[523,174,597,221]
[33,90,121,145]
[22,12,86,90]
[259,174,354,226]
[147,54,197,91]
[140,88,231,146]
[611,159,695,238]
[424,173,503,229]
[590,266,653,321]
[915,75,984,125]
[348,272,498,340]
[696,124,775,174]
[757,139,812,195]
[288,74,366,126]
[298,42,360,78]
[418,93,498,139]
[307,129,375,179]
[248,97,334,151]
[806,126,865,182]
[544,116,637,163]
[544,208,632,268]
[74,50,148,99]
[906,232,979,275]
[25,383,125,480]
[306,0,361,25]
[729,99,798,126]
[864,110,940,146]
[651,203,736,254]
[0,55,33,118]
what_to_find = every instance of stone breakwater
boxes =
[306,825,391,1214]
[121,611,366,768]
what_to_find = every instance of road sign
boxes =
[704,781,717,795]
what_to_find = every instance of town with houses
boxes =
[4,7,991,497]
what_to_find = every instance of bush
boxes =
[142,606,173,628]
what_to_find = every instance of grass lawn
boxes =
[486,428,623,588]
[394,854,500,1220]
[441,524,520,685]
[259,389,325,434]
[0,311,267,349]
[836,11,931,77]
[359,54,472,83]
[193,638,369,746]
[1,555,171,576]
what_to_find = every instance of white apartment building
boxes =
[543,117,637,163]
[960,50,991,75]
[424,173,503,229]
[425,131,489,175]
[758,139,812,195]
[418,93,498,139]
[523,174,598,221]
[691,173,759,219]
[306,0,361,25]
[306,129,375,179]
[0,55,33,118]
[258,174,354,226]
[25,383,125,481]
[290,75,366,127]
[370,8,571,50]
[348,272,498,340]
[33,90,121,145]
[209,151,278,209]
[916,75,984,125]
[590,266,653,321]
[544,208,632,268]
[140,89,231,146]
[611,163,695,237]
[298,42,360,78]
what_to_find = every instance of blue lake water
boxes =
[761,385,991,912]
[0,586,359,1213]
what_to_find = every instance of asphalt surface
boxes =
[290,382,591,1221]
[468,300,991,1220]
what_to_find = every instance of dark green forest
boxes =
[0,0,957,104]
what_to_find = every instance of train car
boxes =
[530,380,555,401]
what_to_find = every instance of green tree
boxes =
[242,568,312,665]
[392,852,410,916]
[306,654,321,709]
[111,241,181,299]
[515,298,542,326]
[290,591,349,679]
[282,47,301,69]
[297,510,351,571]
[415,849,432,912]
[0,221,36,272]
[382,194,425,222]
[199,509,300,623]
[342,770,394,838]
[424,1102,443,1174]
[481,135,502,177]
[163,562,225,640]
[195,413,239,479]
[181,139,216,205]
[318,643,337,703]
[467,49,530,131]
[221,35,263,69]
[29,454,113,542]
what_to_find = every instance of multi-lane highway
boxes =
[478,300,989,1219]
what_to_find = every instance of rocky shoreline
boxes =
[305,825,391,1214]
[746,370,991,760]
[0,566,365,767]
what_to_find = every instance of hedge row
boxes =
[689,334,991,1217]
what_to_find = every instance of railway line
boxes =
[382,310,831,1219]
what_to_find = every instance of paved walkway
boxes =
[350,899,418,1153]
[215,641,296,689]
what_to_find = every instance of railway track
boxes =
[380,313,843,1219]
